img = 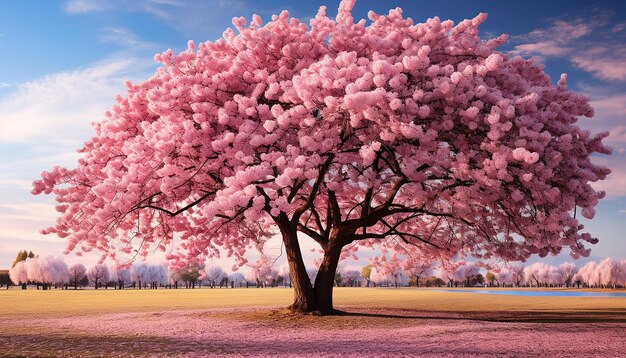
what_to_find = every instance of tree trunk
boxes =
[313,241,343,314]
[281,224,316,312]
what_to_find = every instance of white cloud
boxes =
[0,82,10,88]
[0,178,32,190]
[128,0,251,36]
[64,0,112,14]
[65,0,251,37]
[0,57,154,144]
[0,202,59,223]
[99,27,158,50]
[0,57,158,268]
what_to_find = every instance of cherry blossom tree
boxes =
[32,0,610,312]
[22,256,69,290]
[371,253,407,287]
[245,254,278,287]
[369,267,392,287]
[509,264,525,287]
[453,261,481,287]
[176,259,204,289]
[399,251,435,287]
[595,258,621,289]
[572,259,626,288]
[68,263,87,290]
[147,264,168,289]
[278,263,292,287]
[87,264,109,289]
[341,269,361,287]
[110,267,131,289]
[523,262,563,287]
[575,261,598,287]
[228,272,245,288]
[9,261,28,289]
[558,262,578,287]
[523,262,548,287]
[494,268,509,287]
[131,263,150,289]
[168,269,181,289]
[370,244,440,287]
[204,266,226,288]
[437,262,460,287]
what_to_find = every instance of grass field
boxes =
[1,287,625,357]
[1,286,624,320]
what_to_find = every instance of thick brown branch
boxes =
[328,190,341,227]
[292,154,335,221]
[137,191,215,217]
[297,223,326,245]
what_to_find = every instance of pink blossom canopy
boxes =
[33,0,610,269]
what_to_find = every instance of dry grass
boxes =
[0,287,291,318]
[336,287,626,315]
[0,286,624,322]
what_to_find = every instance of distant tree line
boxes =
[3,249,625,290]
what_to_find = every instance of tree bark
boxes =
[313,242,343,313]
[281,224,316,312]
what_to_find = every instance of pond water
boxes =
[438,289,626,297]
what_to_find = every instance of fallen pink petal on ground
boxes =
[5,306,623,357]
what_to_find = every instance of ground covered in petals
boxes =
[1,287,624,357]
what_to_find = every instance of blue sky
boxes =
[1,0,625,270]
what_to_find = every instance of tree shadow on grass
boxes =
[334,307,626,323]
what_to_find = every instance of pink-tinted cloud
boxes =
[590,156,626,199]
[611,22,626,33]
[510,16,626,81]
[578,91,626,152]
[570,47,626,81]
[519,19,594,43]
[510,42,571,57]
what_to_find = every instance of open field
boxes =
[1,287,625,357]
